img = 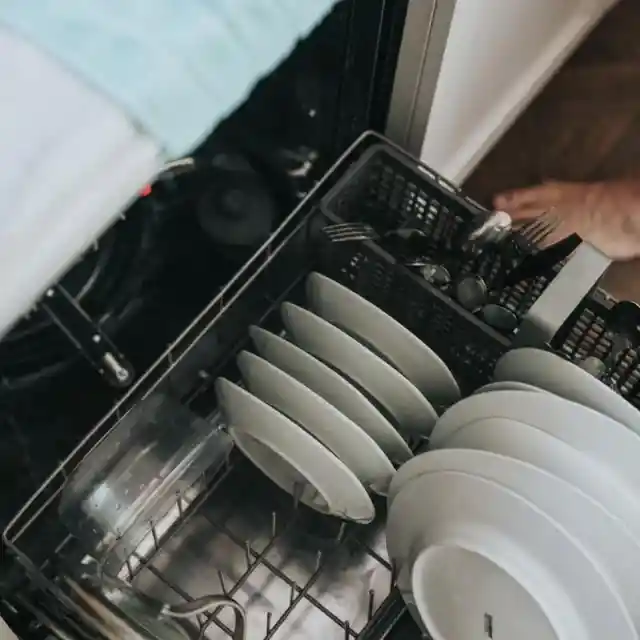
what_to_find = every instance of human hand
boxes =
[494,180,640,260]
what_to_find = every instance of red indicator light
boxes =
[140,184,152,197]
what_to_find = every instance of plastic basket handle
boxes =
[513,243,611,347]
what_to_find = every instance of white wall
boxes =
[421,0,617,183]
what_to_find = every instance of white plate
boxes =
[389,448,640,634]
[237,350,395,494]
[216,378,375,522]
[432,416,640,539]
[430,390,640,498]
[281,302,438,437]
[249,326,412,464]
[387,471,635,640]
[306,272,460,408]
[473,380,545,395]
[495,348,640,435]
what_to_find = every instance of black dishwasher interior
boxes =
[4,132,639,640]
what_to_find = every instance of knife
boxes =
[504,233,582,286]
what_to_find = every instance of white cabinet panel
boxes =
[421,0,617,183]
[0,616,19,640]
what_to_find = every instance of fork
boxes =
[511,213,560,254]
[322,222,379,242]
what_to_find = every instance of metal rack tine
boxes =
[150,521,160,550]
[344,620,351,639]
[367,589,375,620]
[125,558,135,582]
[292,482,304,510]
[217,570,227,595]
[265,611,273,635]
[271,511,277,537]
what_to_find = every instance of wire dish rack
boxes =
[4,131,640,640]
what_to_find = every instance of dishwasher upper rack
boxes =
[3,131,638,640]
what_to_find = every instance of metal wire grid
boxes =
[11,450,394,640]
[119,460,392,640]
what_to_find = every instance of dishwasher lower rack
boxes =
[4,131,640,640]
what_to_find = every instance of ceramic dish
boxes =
[473,380,545,395]
[387,471,635,640]
[430,390,640,499]
[281,302,438,437]
[237,350,395,494]
[389,448,640,634]
[249,326,412,464]
[216,378,375,522]
[430,416,640,538]
[306,272,460,408]
[495,348,640,435]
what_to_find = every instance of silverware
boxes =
[420,263,452,287]
[465,210,513,247]
[455,275,488,312]
[322,222,378,242]
[512,214,561,254]
[504,234,581,286]
[481,304,519,332]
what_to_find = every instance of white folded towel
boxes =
[0,0,338,159]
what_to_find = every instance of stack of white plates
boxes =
[387,346,640,639]
[215,272,459,522]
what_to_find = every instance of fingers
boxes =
[493,182,561,213]
[507,206,548,223]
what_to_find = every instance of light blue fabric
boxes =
[0,0,338,159]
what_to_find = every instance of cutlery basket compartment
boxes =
[319,138,640,408]
[6,132,640,640]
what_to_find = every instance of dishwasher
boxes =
[3,128,638,640]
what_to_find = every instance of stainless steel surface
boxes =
[58,562,245,640]
[59,393,232,574]
[122,458,392,640]
[515,243,612,347]
[386,0,458,157]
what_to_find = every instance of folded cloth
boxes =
[0,0,338,159]
[0,26,161,339]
